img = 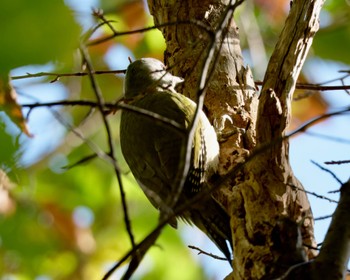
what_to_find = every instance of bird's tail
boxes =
[190,198,233,266]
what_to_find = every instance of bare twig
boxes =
[21,100,186,134]
[11,70,125,82]
[304,131,350,144]
[188,245,228,261]
[290,184,338,204]
[118,103,185,133]
[288,107,350,138]
[310,180,350,279]
[21,99,108,108]
[79,45,136,249]
[314,215,333,221]
[87,20,214,46]
[295,84,350,91]
[62,153,98,170]
[325,160,350,165]
[102,221,164,280]
[17,92,115,165]
[92,8,117,35]
[255,80,350,91]
[311,160,343,185]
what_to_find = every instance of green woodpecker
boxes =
[120,58,232,263]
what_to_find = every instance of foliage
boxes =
[0,0,80,73]
[0,0,349,279]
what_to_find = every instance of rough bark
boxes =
[147,0,322,279]
[309,179,350,279]
[280,179,350,280]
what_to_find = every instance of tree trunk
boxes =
[147,0,322,279]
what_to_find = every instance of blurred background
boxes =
[1,0,350,279]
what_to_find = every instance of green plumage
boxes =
[121,90,205,217]
[120,58,232,264]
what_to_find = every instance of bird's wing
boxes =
[120,90,197,223]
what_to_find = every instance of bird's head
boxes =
[124,58,184,99]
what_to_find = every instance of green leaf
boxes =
[0,0,81,73]
[313,24,350,65]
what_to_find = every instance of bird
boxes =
[119,57,232,264]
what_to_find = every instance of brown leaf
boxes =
[0,76,32,137]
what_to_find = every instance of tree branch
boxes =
[79,45,136,250]
[257,0,325,144]
[280,179,350,279]
[11,70,125,82]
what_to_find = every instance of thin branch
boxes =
[325,160,350,165]
[320,72,349,85]
[102,220,164,280]
[310,180,350,279]
[295,84,350,91]
[62,153,98,170]
[19,96,350,148]
[304,131,350,144]
[12,71,350,92]
[290,184,338,204]
[79,45,136,249]
[314,215,333,221]
[18,92,115,166]
[11,70,125,82]
[21,100,186,134]
[87,20,214,46]
[288,107,350,138]
[21,99,107,108]
[340,76,350,95]
[311,160,343,185]
[49,111,116,165]
[118,103,185,134]
[255,80,350,91]
[85,19,118,41]
[188,245,228,261]
[92,8,118,36]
